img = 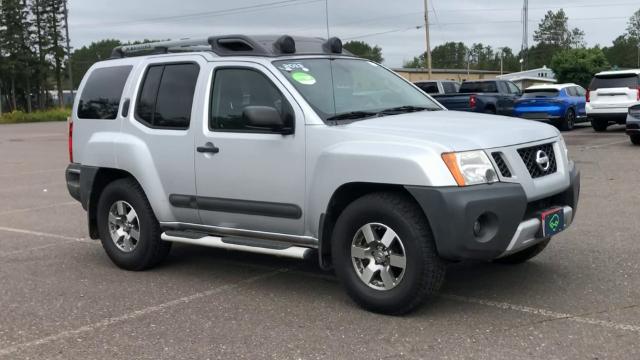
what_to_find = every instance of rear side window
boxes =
[416,82,438,94]
[522,89,559,98]
[77,66,132,120]
[589,74,640,90]
[135,63,200,129]
[459,82,498,93]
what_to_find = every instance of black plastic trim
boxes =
[169,194,302,219]
[406,183,528,261]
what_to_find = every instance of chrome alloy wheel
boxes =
[108,200,141,253]
[351,223,407,291]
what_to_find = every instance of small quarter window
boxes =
[77,66,132,120]
[135,63,199,129]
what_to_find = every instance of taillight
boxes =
[586,89,590,103]
[470,95,477,109]
[68,118,73,163]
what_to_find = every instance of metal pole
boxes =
[63,0,74,101]
[500,51,504,76]
[324,0,330,38]
[637,44,639,68]
[424,0,432,79]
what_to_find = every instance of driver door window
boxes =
[210,68,293,132]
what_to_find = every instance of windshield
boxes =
[522,89,559,98]
[273,58,441,121]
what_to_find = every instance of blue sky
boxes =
[68,0,639,67]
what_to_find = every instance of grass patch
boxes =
[0,108,71,124]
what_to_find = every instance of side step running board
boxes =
[160,232,313,260]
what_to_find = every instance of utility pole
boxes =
[324,0,330,39]
[63,0,74,100]
[500,51,504,76]
[424,0,432,79]
[521,0,529,70]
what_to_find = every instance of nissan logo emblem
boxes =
[535,150,550,172]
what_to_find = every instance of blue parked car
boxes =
[513,84,588,131]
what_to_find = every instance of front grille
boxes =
[517,143,557,179]
[492,152,512,178]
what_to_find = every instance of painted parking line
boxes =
[0,226,86,242]
[442,294,640,333]
[0,241,81,257]
[0,169,62,178]
[0,182,65,193]
[0,201,77,216]
[0,268,289,358]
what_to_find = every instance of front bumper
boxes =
[406,166,580,261]
[626,115,640,135]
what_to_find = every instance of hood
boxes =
[342,110,560,152]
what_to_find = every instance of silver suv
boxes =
[65,35,580,314]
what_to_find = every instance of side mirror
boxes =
[242,106,292,134]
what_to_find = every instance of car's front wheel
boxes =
[630,134,640,146]
[97,178,171,271]
[331,192,445,315]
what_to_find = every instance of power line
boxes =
[73,0,324,28]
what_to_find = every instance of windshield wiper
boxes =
[326,111,378,121]
[377,105,436,115]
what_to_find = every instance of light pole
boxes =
[424,0,432,79]
[637,43,639,68]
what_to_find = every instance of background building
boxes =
[496,66,557,89]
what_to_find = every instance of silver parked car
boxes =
[66,35,580,314]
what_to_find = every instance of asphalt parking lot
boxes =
[0,121,639,359]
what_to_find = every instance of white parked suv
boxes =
[65,35,580,314]
[587,69,640,132]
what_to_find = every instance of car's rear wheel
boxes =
[630,134,640,146]
[97,178,171,271]
[493,238,550,264]
[591,118,608,132]
[331,192,445,315]
[559,109,576,131]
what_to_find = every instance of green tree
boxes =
[431,42,467,69]
[627,9,640,40]
[42,0,67,107]
[343,41,383,63]
[527,9,586,69]
[71,39,122,88]
[0,0,35,112]
[603,35,639,69]
[551,48,609,87]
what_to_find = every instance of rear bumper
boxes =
[65,164,99,210]
[588,112,628,124]
[406,166,580,261]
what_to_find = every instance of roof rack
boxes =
[110,35,351,59]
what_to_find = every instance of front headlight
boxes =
[442,150,499,186]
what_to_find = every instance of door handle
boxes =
[197,143,220,154]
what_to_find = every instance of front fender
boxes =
[306,141,456,237]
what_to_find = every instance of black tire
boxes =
[97,178,171,271]
[493,238,550,265]
[630,134,640,146]
[591,118,608,132]
[559,109,576,131]
[331,192,445,315]
[484,107,496,115]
